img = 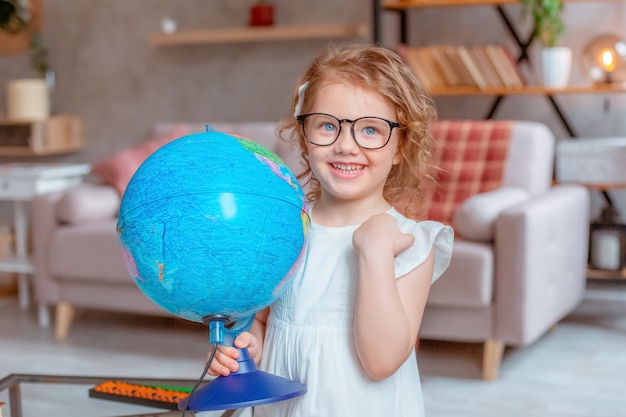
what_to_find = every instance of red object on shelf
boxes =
[249,3,274,26]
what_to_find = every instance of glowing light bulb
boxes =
[600,49,616,72]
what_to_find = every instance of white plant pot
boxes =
[541,47,572,88]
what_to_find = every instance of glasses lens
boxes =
[353,118,391,149]
[303,114,340,145]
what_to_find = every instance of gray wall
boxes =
[1,0,625,219]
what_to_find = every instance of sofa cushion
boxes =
[420,120,513,225]
[91,125,189,195]
[57,184,120,225]
[427,240,493,308]
[453,187,530,241]
[50,220,131,283]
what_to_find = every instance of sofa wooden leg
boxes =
[55,302,75,341]
[483,339,504,381]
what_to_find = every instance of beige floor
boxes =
[1,280,626,417]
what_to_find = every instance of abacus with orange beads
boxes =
[89,380,193,410]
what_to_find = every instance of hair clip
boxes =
[293,81,309,117]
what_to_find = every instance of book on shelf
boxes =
[418,47,447,88]
[397,43,526,91]
[429,46,463,87]
[499,45,526,86]
[469,45,504,87]
[484,44,524,88]
[396,44,446,89]
[456,45,488,89]
[443,45,476,87]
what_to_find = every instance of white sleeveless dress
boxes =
[255,208,453,417]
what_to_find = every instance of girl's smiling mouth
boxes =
[330,162,365,175]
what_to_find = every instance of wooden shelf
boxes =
[383,0,623,10]
[560,182,626,191]
[0,116,83,156]
[150,23,368,46]
[428,84,626,96]
[587,267,626,280]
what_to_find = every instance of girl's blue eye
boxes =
[322,122,336,132]
[363,126,377,135]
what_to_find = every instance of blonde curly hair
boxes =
[278,43,438,219]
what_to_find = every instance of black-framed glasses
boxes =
[296,113,403,150]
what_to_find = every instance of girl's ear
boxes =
[392,135,404,165]
[393,149,402,165]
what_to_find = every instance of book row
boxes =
[397,44,525,90]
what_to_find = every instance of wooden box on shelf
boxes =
[0,115,83,156]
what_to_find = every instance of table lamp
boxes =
[581,34,626,85]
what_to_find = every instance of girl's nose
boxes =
[334,127,359,154]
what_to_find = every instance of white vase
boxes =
[541,47,572,88]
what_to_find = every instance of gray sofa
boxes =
[31,120,589,380]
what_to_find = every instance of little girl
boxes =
[209,43,453,417]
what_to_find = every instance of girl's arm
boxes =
[352,213,435,380]
[208,307,269,376]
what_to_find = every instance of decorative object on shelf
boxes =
[590,225,625,271]
[581,33,626,85]
[540,46,571,87]
[249,1,274,26]
[522,0,571,88]
[589,205,625,272]
[160,16,177,34]
[6,78,49,119]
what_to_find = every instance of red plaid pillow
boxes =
[419,121,513,225]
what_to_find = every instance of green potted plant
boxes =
[0,0,54,119]
[0,0,51,77]
[522,0,565,48]
[521,0,571,88]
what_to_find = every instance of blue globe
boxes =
[117,130,310,324]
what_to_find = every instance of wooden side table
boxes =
[0,163,91,325]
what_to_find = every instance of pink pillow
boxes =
[92,125,189,195]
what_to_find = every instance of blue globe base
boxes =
[179,348,307,411]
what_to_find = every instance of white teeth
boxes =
[332,163,363,174]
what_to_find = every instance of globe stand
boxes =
[178,315,307,412]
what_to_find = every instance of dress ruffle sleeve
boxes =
[391,210,454,282]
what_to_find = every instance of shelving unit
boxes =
[150,23,368,46]
[374,0,626,279]
[373,0,626,137]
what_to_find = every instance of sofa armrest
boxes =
[453,187,530,241]
[494,184,590,346]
